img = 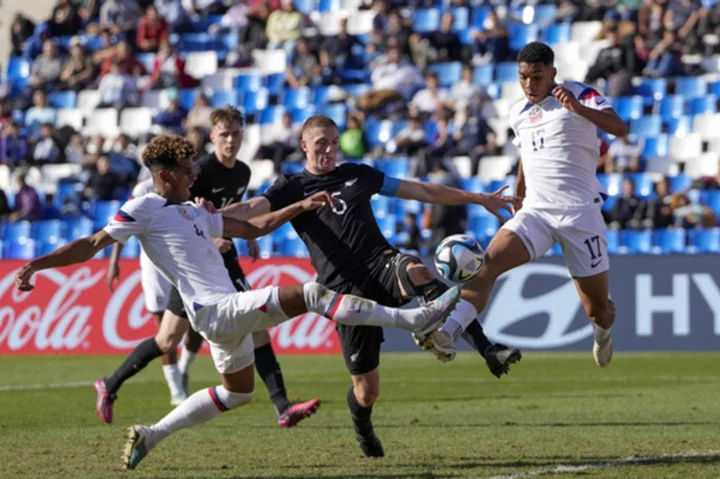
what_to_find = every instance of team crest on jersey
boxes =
[177,207,193,221]
[529,106,542,124]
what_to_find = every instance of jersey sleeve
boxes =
[262,175,296,211]
[576,85,612,111]
[356,164,394,196]
[205,210,224,238]
[103,196,154,244]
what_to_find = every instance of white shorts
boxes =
[502,203,609,278]
[139,252,171,313]
[194,286,284,374]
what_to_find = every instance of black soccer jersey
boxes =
[191,153,251,263]
[263,163,396,289]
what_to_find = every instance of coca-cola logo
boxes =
[246,264,338,350]
[102,269,155,349]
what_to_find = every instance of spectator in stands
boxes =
[384,11,412,57]
[98,59,139,111]
[153,97,188,135]
[450,65,483,107]
[98,40,147,80]
[100,0,140,36]
[266,0,308,54]
[10,13,36,57]
[357,46,423,114]
[31,123,63,165]
[585,28,634,97]
[639,0,667,45]
[672,193,717,228]
[79,0,100,22]
[320,17,364,77]
[371,0,390,32]
[664,0,700,43]
[137,4,170,53]
[692,159,720,189]
[91,28,118,66]
[390,114,427,157]
[426,162,466,251]
[182,0,224,19]
[425,12,463,63]
[0,102,11,133]
[59,42,95,92]
[155,0,191,32]
[48,0,83,37]
[187,125,208,158]
[258,111,300,171]
[642,177,674,228]
[604,135,641,173]
[626,32,651,76]
[28,40,64,96]
[644,29,685,77]
[9,172,44,222]
[185,93,212,132]
[396,212,422,253]
[25,90,57,140]
[0,189,11,220]
[210,0,250,35]
[338,111,366,161]
[608,178,645,229]
[0,121,30,168]
[410,72,451,117]
[286,38,322,88]
[469,9,509,64]
[64,133,88,166]
[148,39,197,89]
[450,102,496,175]
[84,154,121,201]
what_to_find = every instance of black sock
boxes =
[462,320,494,358]
[347,387,374,438]
[104,337,163,396]
[254,343,291,415]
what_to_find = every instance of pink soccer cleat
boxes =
[94,378,116,424]
[278,399,321,428]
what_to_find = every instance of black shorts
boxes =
[333,251,420,375]
[166,259,250,319]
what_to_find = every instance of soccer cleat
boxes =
[170,392,187,407]
[356,433,385,458]
[593,336,613,367]
[122,425,157,470]
[413,286,461,338]
[181,371,190,396]
[484,343,522,378]
[278,398,322,427]
[94,378,116,424]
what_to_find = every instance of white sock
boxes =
[149,386,252,446]
[162,364,184,398]
[592,323,611,342]
[303,282,430,331]
[178,345,197,375]
[440,300,479,340]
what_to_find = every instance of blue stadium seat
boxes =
[488,176,516,193]
[235,74,263,92]
[629,115,661,138]
[64,217,93,241]
[666,115,691,136]
[259,106,285,125]
[3,221,31,243]
[257,235,273,258]
[636,78,667,103]
[377,214,397,239]
[654,228,687,254]
[658,95,685,121]
[272,222,297,242]
[120,236,141,258]
[495,62,518,83]
[545,242,562,257]
[675,76,707,98]
[280,161,304,175]
[533,4,558,25]
[622,229,652,254]
[318,104,347,129]
[178,33,225,52]
[291,107,315,125]
[702,190,720,215]
[136,53,156,73]
[605,229,620,254]
[470,215,499,239]
[365,120,394,148]
[543,22,571,44]
[471,7,490,28]
[688,96,717,116]
[280,237,310,257]
[5,239,36,259]
[371,194,392,217]
[282,87,312,110]
[92,200,121,231]
[413,8,441,33]
[48,91,77,109]
[640,134,668,159]
[179,89,197,111]
[233,238,249,257]
[629,173,655,198]
[669,174,692,193]
[318,0,342,12]
[265,72,285,93]
[375,158,410,179]
[7,56,30,82]
[597,173,623,196]
[294,0,315,15]
[32,220,64,244]
[612,96,644,122]
[460,177,486,193]
[37,238,67,256]
[427,62,462,88]
[242,88,269,114]
[507,24,539,53]
[312,86,332,105]
[473,64,493,86]
[689,228,720,253]
[210,90,239,108]
[343,84,371,98]
[451,7,469,30]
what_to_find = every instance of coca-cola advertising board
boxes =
[0,259,341,355]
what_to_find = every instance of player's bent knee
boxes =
[209,387,253,411]
[354,384,379,407]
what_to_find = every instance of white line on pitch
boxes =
[489,450,720,479]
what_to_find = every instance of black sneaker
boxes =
[356,433,385,458]
[485,343,522,378]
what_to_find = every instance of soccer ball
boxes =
[434,234,485,283]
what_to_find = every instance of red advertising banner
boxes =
[0,258,341,355]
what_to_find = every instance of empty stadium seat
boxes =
[92,201,121,231]
[120,107,153,138]
[689,96,717,116]
[280,237,310,257]
[259,106,285,125]
[282,87,312,110]
[507,24,540,52]
[48,91,77,109]
[64,217,93,241]
[629,172,655,198]
[235,74,263,92]
[32,220,63,244]
[371,194,391,217]
[413,8,441,33]
[653,228,687,254]
[495,62,518,83]
[473,64,493,86]
[77,90,101,118]
[3,221,31,243]
[685,153,720,178]
[470,215,499,239]
[613,96,644,122]
[658,95,685,121]
[318,103,347,129]
[375,158,410,179]
[570,21,602,44]
[210,90,238,109]
[265,72,285,93]
[668,133,702,161]
[256,235,273,258]
[675,76,707,98]
[597,173,623,196]
[666,116,691,136]
[636,78,667,103]
[248,160,276,191]
[543,22,571,44]
[621,230,652,254]
[120,236,141,258]
[365,120,393,148]
[669,174,693,193]
[56,108,83,131]
[640,134,668,159]
[242,88,269,115]
[377,214,397,239]
[427,62,462,88]
[37,237,67,255]
[85,108,118,137]
[478,156,513,181]
[605,229,620,254]
[689,228,720,253]
[629,115,661,138]
[4,239,36,259]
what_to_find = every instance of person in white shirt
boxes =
[13,134,462,471]
[416,42,628,369]
[410,71,451,116]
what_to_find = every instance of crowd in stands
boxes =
[2,0,720,259]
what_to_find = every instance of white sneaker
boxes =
[413,286,461,337]
[412,331,456,363]
[429,328,456,363]
[593,336,613,367]
[123,425,160,470]
[170,392,187,407]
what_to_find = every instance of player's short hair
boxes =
[210,106,245,128]
[142,135,196,171]
[517,42,554,66]
[301,114,338,137]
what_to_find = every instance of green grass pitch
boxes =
[1,352,719,478]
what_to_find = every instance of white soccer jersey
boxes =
[509,81,612,209]
[131,179,153,198]
[104,194,236,323]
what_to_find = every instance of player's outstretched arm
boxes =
[219,196,272,221]
[552,85,628,137]
[221,191,334,239]
[395,179,522,223]
[15,230,116,292]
